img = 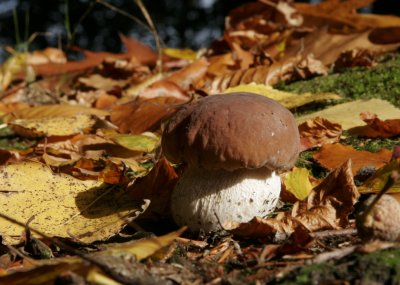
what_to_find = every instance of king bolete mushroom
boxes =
[162,92,300,232]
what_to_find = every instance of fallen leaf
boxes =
[305,159,360,228]
[0,228,185,284]
[107,133,160,153]
[358,158,400,194]
[9,114,97,137]
[111,96,186,134]
[349,112,400,138]
[283,27,400,66]
[130,158,178,221]
[0,162,148,244]
[313,143,392,175]
[283,168,314,201]
[222,83,341,109]
[299,117,342,151]
[207,55,328,93]
[163,48,198,60]
[296,99,400,130]
[3,104,109,122]
[78,74,128,91]
[105,226,185,260]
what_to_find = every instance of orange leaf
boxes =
[313,143,392,174]
[111,97,187,134]
[349,112,400,138]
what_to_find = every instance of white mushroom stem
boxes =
[171,167,281,232]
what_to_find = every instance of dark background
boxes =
[0,0,399,62]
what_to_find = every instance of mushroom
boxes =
[356,194,400,241]
[162,92,300,232]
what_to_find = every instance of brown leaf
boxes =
[348,112,400,138]
[295,0,400,32]
[299,117,342,151]
[206,54,326,93]
[111,97,187,134]
[306,159,360,228]
[139,80,188,100]
[130,158,178,221]
[283,27,400,67]
[30,35,157,76]
[313,143,392,175]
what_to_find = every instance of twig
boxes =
[133,0,163,73]
[310,228,358,239]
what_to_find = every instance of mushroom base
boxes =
[171,167,281,232]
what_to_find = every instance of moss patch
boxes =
[277,54,400,108]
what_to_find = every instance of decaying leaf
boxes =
[296,99,400,130]
[9,114,97,137]
[313,143,392,175]
[299,117,342,151]
[283,168,314,201]
[229,160,359,238]
[0,162,148,244]
[358,158,400,194]
[349,112,400,138]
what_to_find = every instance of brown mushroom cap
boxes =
[162,92,300,171]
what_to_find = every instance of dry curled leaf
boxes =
[299,117,342,151]
[313,143,392,175]
[349,112,400,138]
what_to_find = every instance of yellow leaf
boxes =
[104,227,186,260]
[9,114,97,137]
[223,83,341,109]
[109,133,160,152]
[0,162,148,244]
[163,48,198,60]
[283,168,314,200]
[296,99,400,130]
[358,159,400,194]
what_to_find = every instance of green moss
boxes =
[277,54,400,108]
[341,133,400,153]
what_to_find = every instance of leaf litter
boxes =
[1,0,400,283]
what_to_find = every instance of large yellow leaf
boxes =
[296,99,400,130]
[223,83,341,109]
[0,162,148,244]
